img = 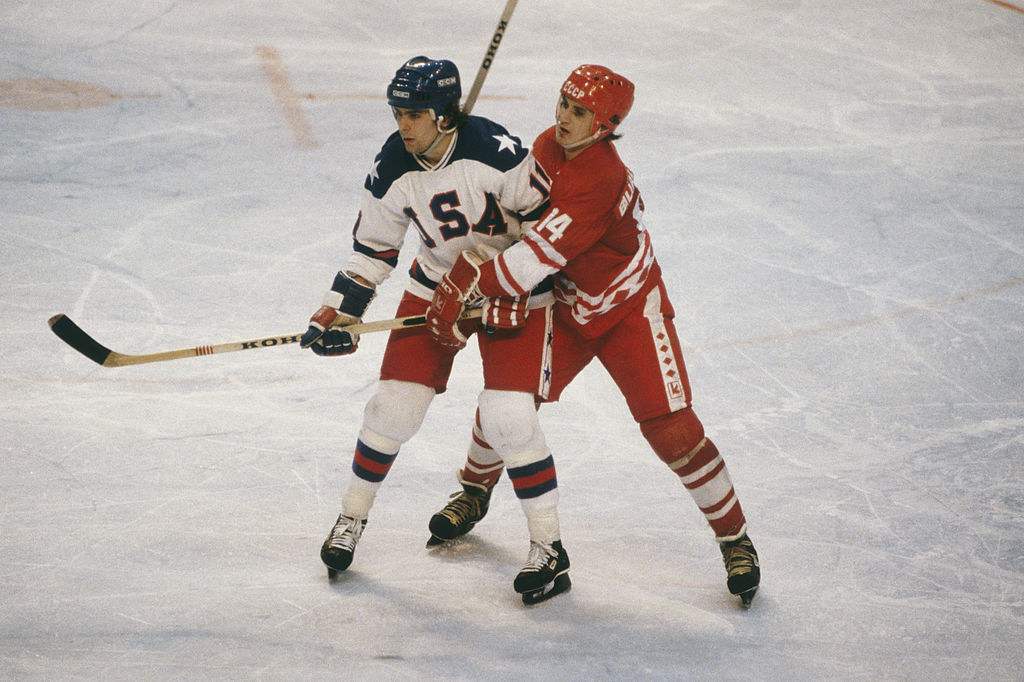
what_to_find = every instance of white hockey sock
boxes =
[522,502,560,544]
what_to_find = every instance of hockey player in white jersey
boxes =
[300,56,571,603]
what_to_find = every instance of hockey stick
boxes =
[52,6,514,370]
[48,309,483,368]
[462,0,519,113]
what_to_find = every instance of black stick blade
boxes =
[48,314,113,366]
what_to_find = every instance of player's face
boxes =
[555,94,595,150]
[392,107,439,155]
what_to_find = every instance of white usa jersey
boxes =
[344,116,549,301]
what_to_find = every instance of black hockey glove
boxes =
[300,272,375,357]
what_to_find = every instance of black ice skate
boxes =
[320,514,366,578]
[426,477,492,547]
[513,539,571,605]
[719,533,760,608]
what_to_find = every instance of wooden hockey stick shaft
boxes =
[48,308,483,368]
[52,6,515,370]
[462,0,519,113]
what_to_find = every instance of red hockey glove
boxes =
[427,252,482,349]
[482,295,530,330]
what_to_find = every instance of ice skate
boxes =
[513,539,571,605]
[321,514,366,578]
[426,477,492,547]
[719,533,760,607]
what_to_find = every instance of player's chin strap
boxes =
[559,126,608,153]
[418,115,458,162]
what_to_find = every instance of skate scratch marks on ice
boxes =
[690,274,1024,352]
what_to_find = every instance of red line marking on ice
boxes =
[256,45,319,149]
[982,0,1024,13]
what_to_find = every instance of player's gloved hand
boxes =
[300,272,375,357]
[427,251,482,350]
[482,295,530,330]
[302,306,360,356]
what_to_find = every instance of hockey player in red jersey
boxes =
[426,64,760,607]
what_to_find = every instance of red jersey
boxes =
[477,126,661,338]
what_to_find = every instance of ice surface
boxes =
[2,1,1023,679]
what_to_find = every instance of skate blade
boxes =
[426,521,477,548]
[521,573,571,605]
[739,586,758,609]
[426,534,465,549]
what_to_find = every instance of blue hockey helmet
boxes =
[387,56,461,119]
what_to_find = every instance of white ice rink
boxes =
[3,1,1023,678]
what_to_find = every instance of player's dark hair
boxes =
[442,102,470,130]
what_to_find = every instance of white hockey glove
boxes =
[482,295,530,330]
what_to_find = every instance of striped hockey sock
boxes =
[351,438,398,484]
[670,437,746,539]
[640,410,747,540]
[342,438,398,519]
[507,454,560,542]
[459,410,505,488]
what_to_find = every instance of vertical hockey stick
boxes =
[462,0,519,113]
[51,5,517,369]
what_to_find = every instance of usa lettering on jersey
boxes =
[342,117,548,299]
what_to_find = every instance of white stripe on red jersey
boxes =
[556,228,655,325]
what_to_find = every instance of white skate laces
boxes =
[326,515,364,552]
[523,540,559,570]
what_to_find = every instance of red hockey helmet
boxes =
[560,65,634,138]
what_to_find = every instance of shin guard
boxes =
[641,409,747,539]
